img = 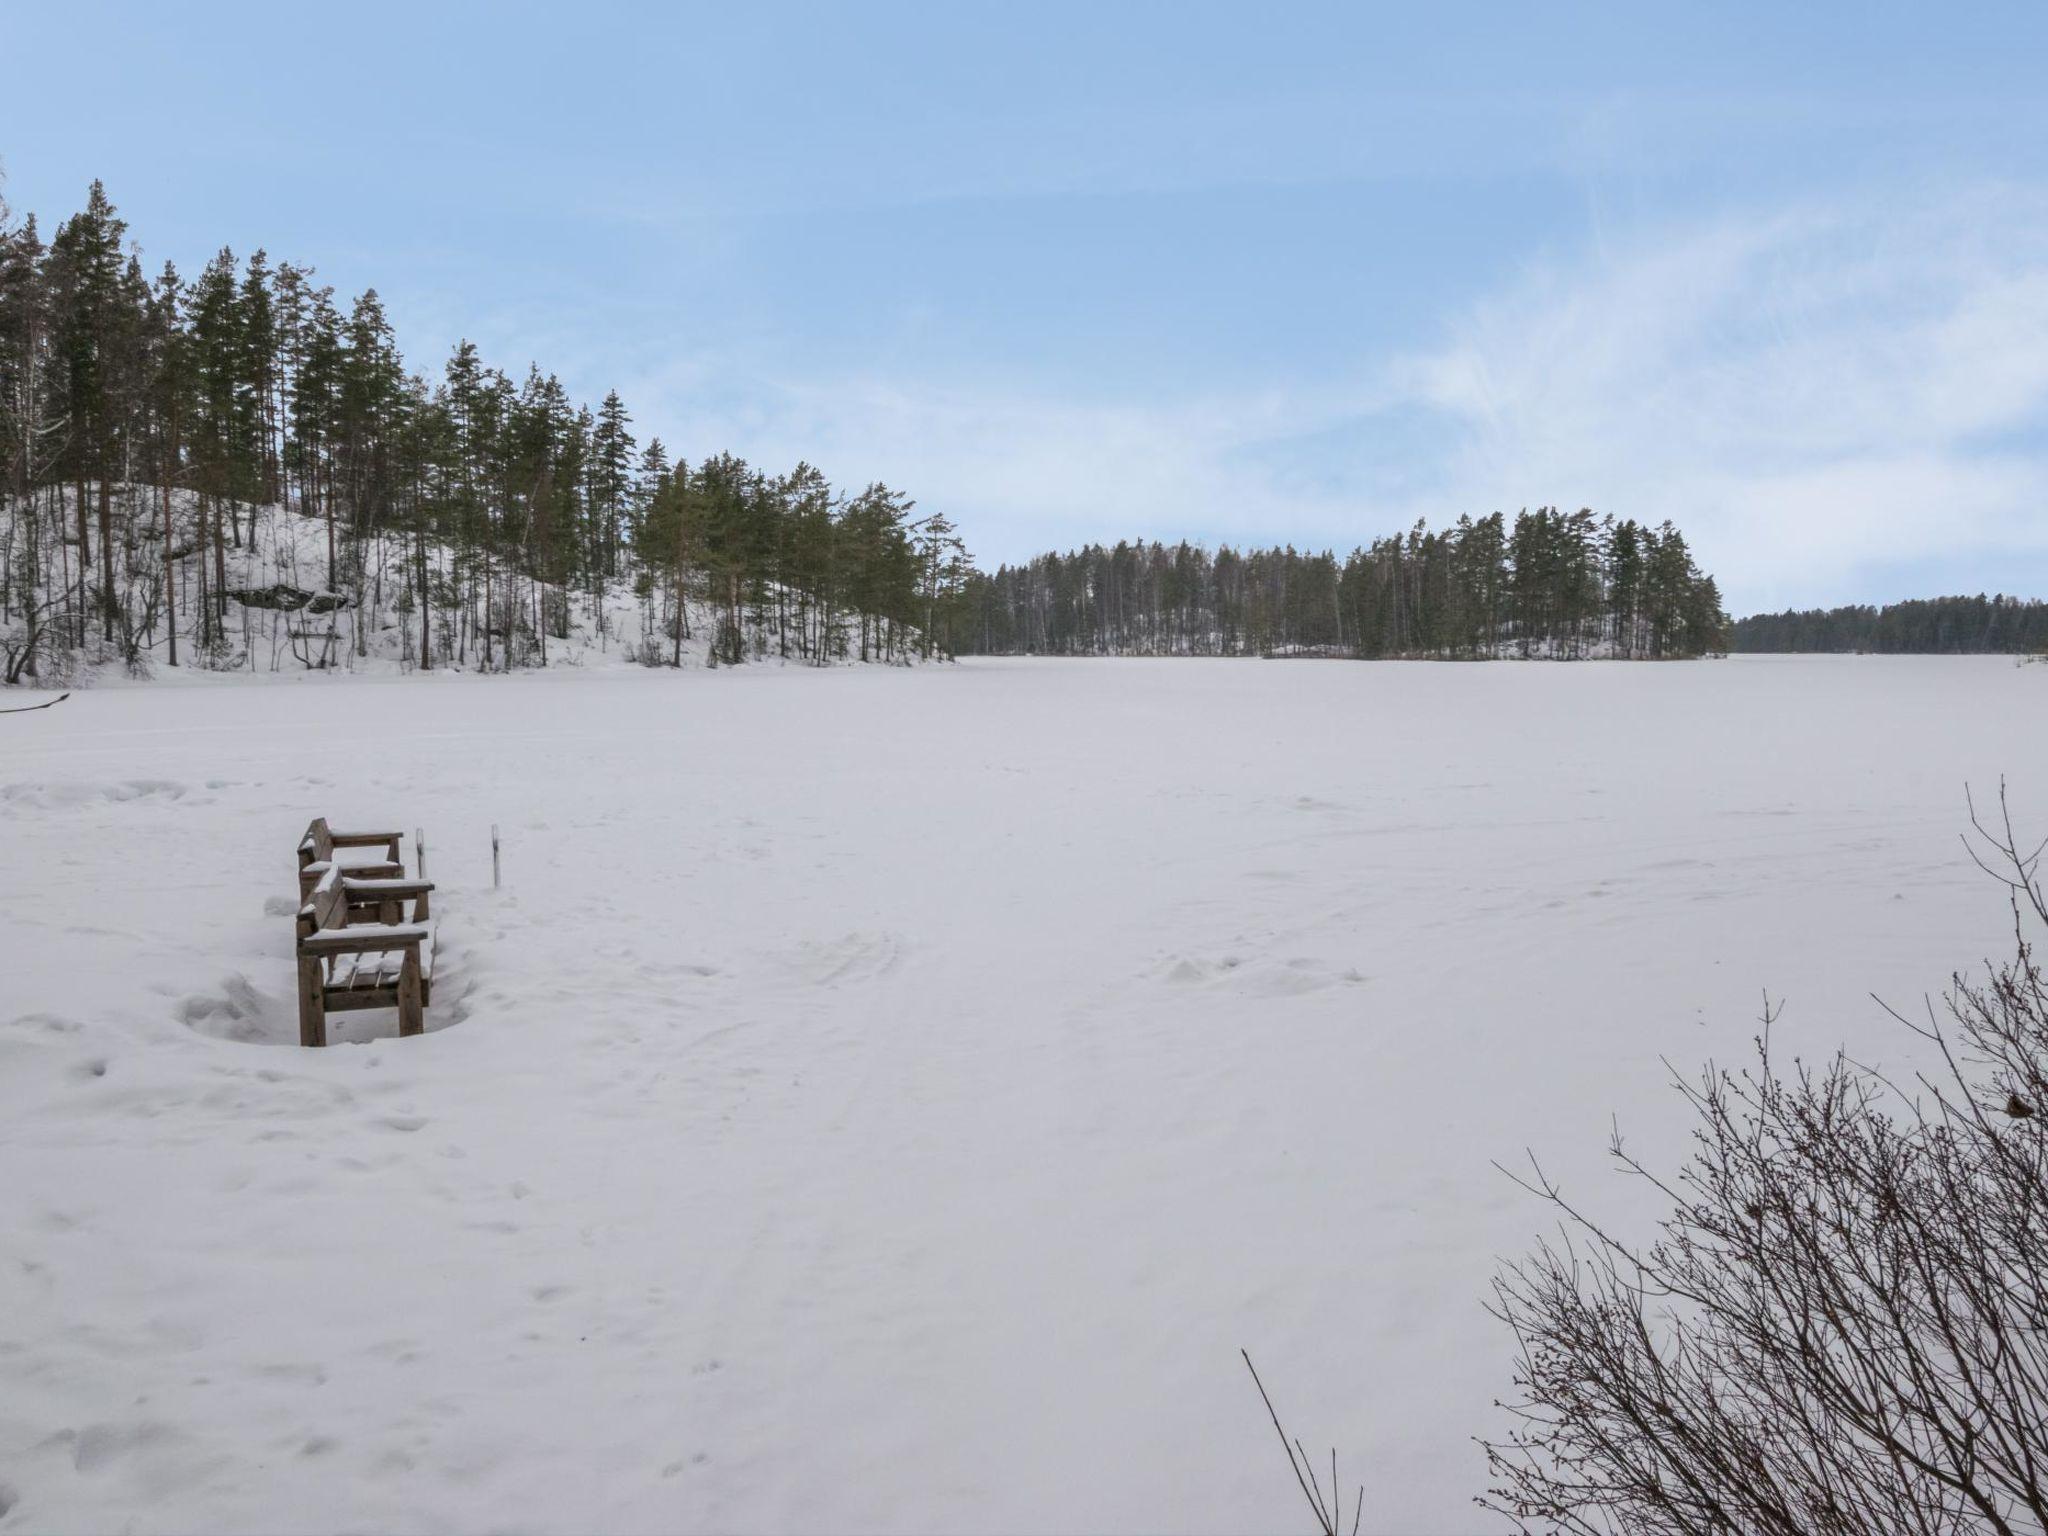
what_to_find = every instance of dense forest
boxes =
[0,181,971,682]
[2,180,1735,685]
[1730,594,2048,654]
[958,510,1727,659]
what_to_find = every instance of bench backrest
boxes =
[296,864,347,947]
[300,817,334,868]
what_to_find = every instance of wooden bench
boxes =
[295,820,436,1047]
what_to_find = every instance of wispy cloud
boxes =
[1397,184,2048,608]
[618,183,2048,612]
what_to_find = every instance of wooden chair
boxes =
[298,815,403,873]
[297,816,411,922]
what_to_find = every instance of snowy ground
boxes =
[1,655,2040,1533]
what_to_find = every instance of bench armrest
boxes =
[300,923,431,955]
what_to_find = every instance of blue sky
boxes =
[5,1,2047,611]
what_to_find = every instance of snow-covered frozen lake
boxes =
[2,655,2040,1533]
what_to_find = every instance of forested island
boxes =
[956,512,1727,659]
[1730,595,2048,654]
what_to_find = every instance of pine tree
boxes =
[912,508,966,659]
[291,286,343,591]
[145,261,188,665]
[45,181,132,640]
[589,389,634,581]
[239,251,280,504]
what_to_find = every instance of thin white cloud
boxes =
[618,184,2048,611]
[1387,184,2048,608]
[618,364,1360,562]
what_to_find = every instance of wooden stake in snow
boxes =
[416,827,427,880]
[491,824,501,889]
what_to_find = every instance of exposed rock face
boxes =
[228,583,313,611]
[229,584,348,614]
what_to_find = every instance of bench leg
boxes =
[297,956,328,1047]
[398,948,424,1038]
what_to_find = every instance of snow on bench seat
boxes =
[299,921,434,951]
[326,942,437,992]
[340,877,433,895]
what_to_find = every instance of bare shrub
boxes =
[1242,1349,1364,1536]
[1481,787,2048,1533]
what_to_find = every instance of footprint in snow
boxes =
[1156,953,1361,996]
[783,932,903,986]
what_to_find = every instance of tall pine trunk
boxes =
[416,524,431,671]
[324,461,336,593]
[671,512,687,667]
[73,474,90,645]
[212,490,227,637]
[161,450,177,666]
[97,471,114,641]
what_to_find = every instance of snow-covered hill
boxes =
[1,485,922,688]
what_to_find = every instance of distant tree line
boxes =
[957,509,1727,659]
[1731,594,2048,655]
[0,179,965,680]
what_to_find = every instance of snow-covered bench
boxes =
[294,820,436,1047]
